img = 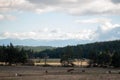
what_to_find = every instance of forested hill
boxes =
[15,46,55,52]
[0,40,120,67]
[37,40,120,58]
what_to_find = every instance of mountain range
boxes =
[0,38,92,47]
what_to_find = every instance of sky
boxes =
[0,0,120,46]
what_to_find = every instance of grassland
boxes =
[28,59,89,66]
[0,66,119,80]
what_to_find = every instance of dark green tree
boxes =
[0,43,28,65]
[60,46,74,66]
[111,51,120,67]
[17,48,28,64]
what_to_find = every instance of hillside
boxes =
[36,40,120,67]
[16,46,55,52]
[0,40,120,67]
[37,40,120,58]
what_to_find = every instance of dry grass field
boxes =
[29,59,89,67]
[0,66,120,80]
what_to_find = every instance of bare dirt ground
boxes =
[0,66,120,80]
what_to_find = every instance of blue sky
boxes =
[0,0,120,46]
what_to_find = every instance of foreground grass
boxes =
[0,66,119,80]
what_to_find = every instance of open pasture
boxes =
[0,66,120,80]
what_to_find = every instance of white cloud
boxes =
[76,17,120,41]
[76,17,120,31]
[76,18,111,24]
[0,0,120,15]
[0,14,4,20]
[100,21,120,31]
[0,0,34,13]
[96,26,120,41]
[0,28,95,40]
[0,19,120,41]
[0,14,16,21]
[0,0,120,42]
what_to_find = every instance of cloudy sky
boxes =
[0,0,120,46]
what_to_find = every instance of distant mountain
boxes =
[0,38,91,47]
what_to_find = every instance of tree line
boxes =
[37,40,120,67]
[0,40,120,67]
[0,43,29,65]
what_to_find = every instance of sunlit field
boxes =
[28,59,89,67]
[0,66,119,80]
